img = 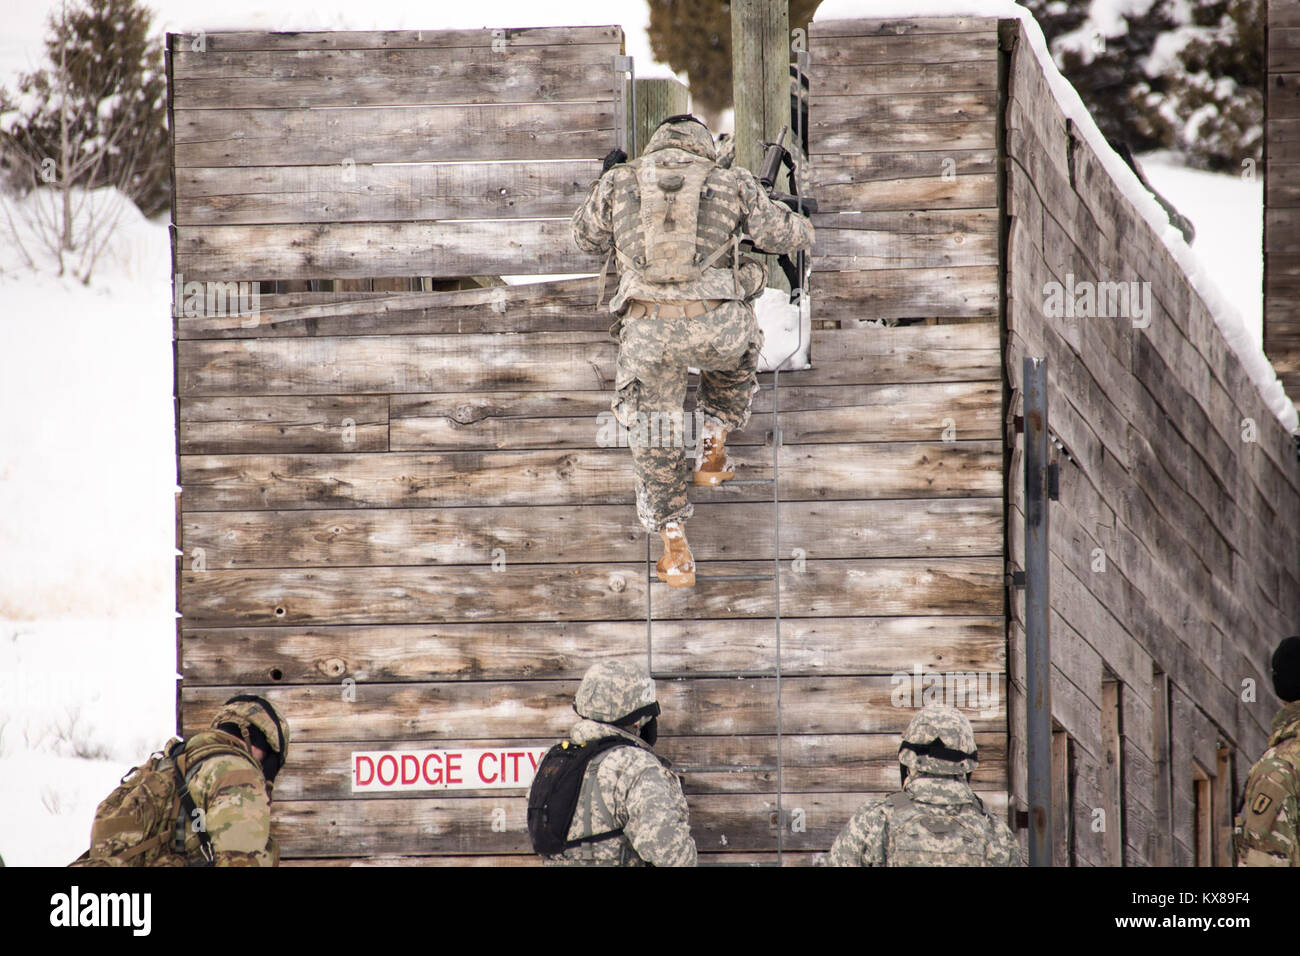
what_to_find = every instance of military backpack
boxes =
[70,731,261,867]
[882,790,999,867]
[527,736,636,857]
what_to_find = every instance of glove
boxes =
[602,148,628,174]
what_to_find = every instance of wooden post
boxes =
[630,78,691,159]
[731,0,791,291]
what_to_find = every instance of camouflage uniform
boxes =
[827,705,1023,867]
[571,118,814,532]
[544,660,697,866]
[71,695,289,868]
[176,729,277,866]
[1235,700,1300,867]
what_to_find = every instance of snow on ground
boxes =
[0,188,178,866]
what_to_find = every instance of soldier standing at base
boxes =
[1235,635,1300,866]
[536,660,696,866]
[571,114,814,587]
[827,704,1024,867]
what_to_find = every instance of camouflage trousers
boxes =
[612,299,762,532]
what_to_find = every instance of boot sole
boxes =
[692,470,735,486]
[656,568,696,587]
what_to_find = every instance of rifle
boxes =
[753,125,816,301]
[757,125,817,216]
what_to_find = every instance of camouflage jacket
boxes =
[571,149,814,314]
[826,775,1024,867]
[179,731,277,867]
[1235,701,1300,867]
[543,719,697,867]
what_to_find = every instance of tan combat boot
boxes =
[693,417,734,486]
[656,520,695,587]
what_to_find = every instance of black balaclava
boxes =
[1273,636,1300,702]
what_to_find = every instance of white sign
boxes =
[351,747,547,792]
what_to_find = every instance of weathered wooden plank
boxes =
[388,381,1001,449]
[1270,30,1300,71]
[181,498,1002,569]
[179,396,388,454]
[178,330,611,396]
[175,161,602,225]
[813,208,998,235]
[178,556,1005,627]
[168,26,624,52]
[814,229,997,269]
[1007,49,1070,183]
[264,789,1006,857]
[1266,78,1300,122]
[175,279,607,338]
[809,17,1000,37]
[811,91,998,127]
[1270,0,1300,29]
[813,147,996,184]
[274,734,1008,800]
[816,174,997,214]
[811,32,999,66]
[389,380,994,422]
[172,102,616,167]
[174,219,601,282]
[807,61,997,96]
[177,324,1002,396]
[181,614,1007,685]
[180,676,1007,741]
[171,45,619,108]
[178,442,1004,511]
[813,266,999,317]
[812,120,996,156]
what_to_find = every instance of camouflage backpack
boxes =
[70,732,260,867]
[882,791,1000,867]
[597,117,743,307]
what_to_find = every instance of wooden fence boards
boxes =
[1267,6,1300,398]
[172,21,1014,865]
[1005,17,1300,865]
[808,21,1001,326]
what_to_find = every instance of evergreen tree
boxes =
[1017,0,1263,171]
[0,0,169,215]
[646,0,822,129]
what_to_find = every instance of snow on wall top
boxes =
[814,0,1299,433]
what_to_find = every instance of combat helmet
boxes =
[211,694,290,781]
[574,660,661,744]
[642,114,717,162]
[898,704,978,783]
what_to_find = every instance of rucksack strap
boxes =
[564,827,626,850]
[168,740,216,865]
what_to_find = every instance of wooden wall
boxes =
[1004,17,1300,866]
[171,21,1009,864]
[808,16,1001,323]
[1267,0,1300,399]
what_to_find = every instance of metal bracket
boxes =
[612,54,635,156]
[1048,461,1060,501]
[1010,570,1026,588]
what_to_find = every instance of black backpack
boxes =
[527,737,634,856]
